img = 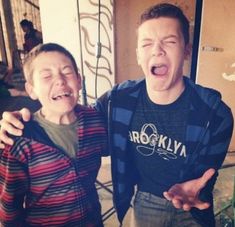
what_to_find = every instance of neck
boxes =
[40,109,76,125]
[147,80,185,105]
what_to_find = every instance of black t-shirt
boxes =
[128,85,191,197]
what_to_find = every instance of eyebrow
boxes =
[140,34,178,42]
[162,35,178,40]
[140,38,153,43]
[62,65,73,70]
[39,68,51,74]
[38,65,73,73]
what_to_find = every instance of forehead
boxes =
[137,17,182,39]
[33,51,73,69]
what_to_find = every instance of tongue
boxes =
[152,65,168,75]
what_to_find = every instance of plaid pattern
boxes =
[95,76,234,227]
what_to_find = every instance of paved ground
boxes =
[97,152,235,227]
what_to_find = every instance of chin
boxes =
[57,109,76,117]
[147,79,169,91]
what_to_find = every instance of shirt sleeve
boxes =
[0,145,28,226]
[199,102,234,201]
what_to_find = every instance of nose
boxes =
[55,73,66,86]
[152,42,165,57]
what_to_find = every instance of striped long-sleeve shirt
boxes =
[0,105,107,227]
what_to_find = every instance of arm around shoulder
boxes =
[0,108,32,147]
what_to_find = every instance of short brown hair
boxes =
[139,3,190,45]
[23,43,79,84]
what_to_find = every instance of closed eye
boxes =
[164,39,177,44]
[142,43,152,48]
[163,35,178,45]
[41,73,52,79]
[62,66,75,76]
[63,72,75,78]
[140,39,153,48]
[167,40,176,43]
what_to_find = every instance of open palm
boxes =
[163,168,215,211]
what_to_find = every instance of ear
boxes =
[77,73,82,91]
[184,43,192,60]
[25,82,38,100]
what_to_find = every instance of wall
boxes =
[114,0,196,83]
[39,0,114,104]
[196,0,235,151]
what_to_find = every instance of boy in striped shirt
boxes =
[0,43,107,226]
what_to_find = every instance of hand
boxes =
[163,168,215,211]
[0,108,31,149]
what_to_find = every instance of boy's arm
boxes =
[0,108,31,148]
[0,146,28,225]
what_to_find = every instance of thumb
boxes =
[195,201,211,210]
[19,108,31,122]
[198,168,215,189]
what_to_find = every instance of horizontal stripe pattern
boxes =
[0,105,107,226]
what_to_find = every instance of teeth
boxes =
[52,92,72,100]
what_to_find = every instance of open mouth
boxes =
[151,64,168,76]
[52,91,73,100]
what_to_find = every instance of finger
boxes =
[0,120,23,136]
[2,111,24,130]
[172,198,182,209]
[0,142,5,149]
[19,108,31,122]
[0,130,14,145]
[194,201,210,210]
[163,192,173,201]
[182,203,191,211]
[198,168,215,189]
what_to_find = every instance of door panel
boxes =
[197,0,235,150]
